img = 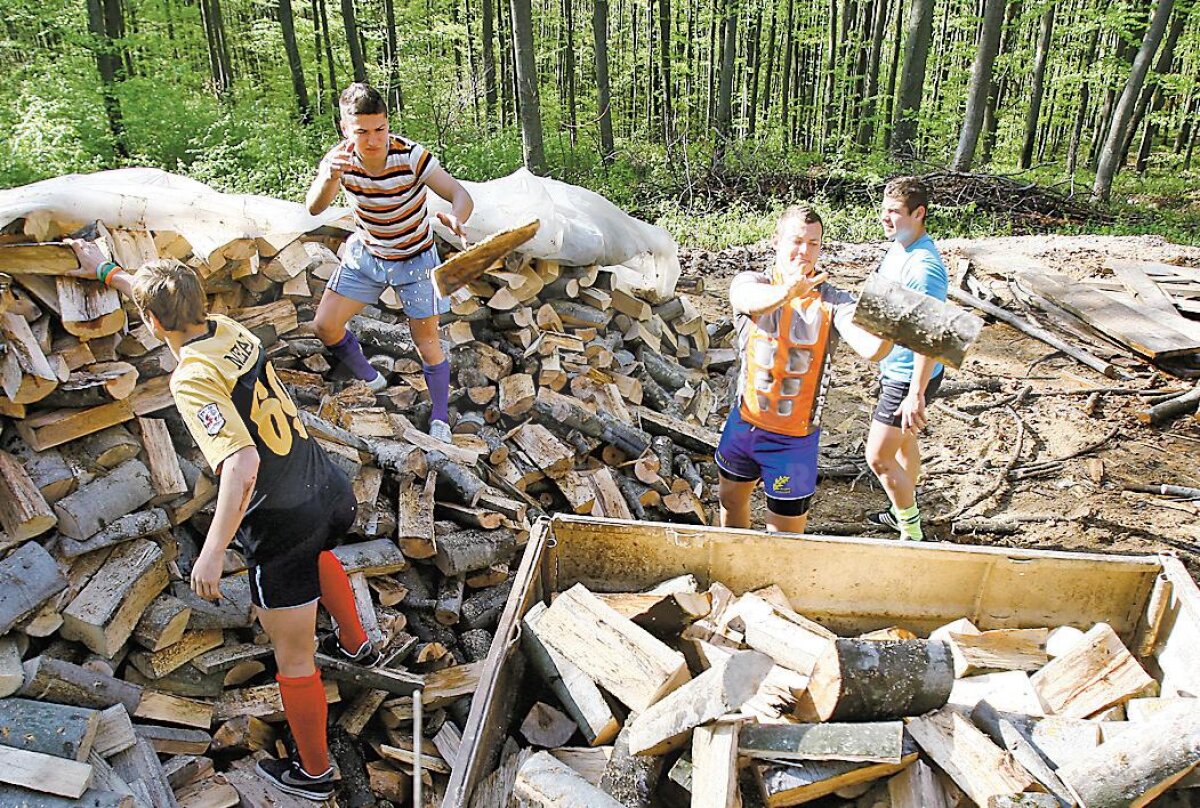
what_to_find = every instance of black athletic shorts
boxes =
[872,372,944,427]
[244,467,357,610]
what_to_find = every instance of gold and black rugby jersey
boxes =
[172,315,335,515]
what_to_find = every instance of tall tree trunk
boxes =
[880,0,902,147]
[747,0,763,137]
[482,0,497,120]
[980,0,1020,165]
[951,0,1005,170]
[1018,1,1054,168]
[890,0,934,157]
[707,0,718,126]
[86,0,128,157]
[341,0,368,82]
[780,0,795,137]
[1121,2,1187,164]
[563,0,578,146]
[1067,23,1100,178]
[510,0,547,173]
[498,0,512,126]
[856,0,889,147]
[714,0,739,155]
[382,0,402,111]
[822,0,838,143]
[277,0,312,123]
[1093,0,1174,202]
[210,0,234,94]
[658,0,674,140]
[594,0,616,162]
[760,0,778,128]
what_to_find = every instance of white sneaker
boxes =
[429,419,452,443]
[366,372,388,392]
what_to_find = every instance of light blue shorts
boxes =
[328,236,450,321]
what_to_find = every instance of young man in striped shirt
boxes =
[307,83,474,443]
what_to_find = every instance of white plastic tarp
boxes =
[0,168,351,261]
[0,166,680,299]
[427,168,681,300]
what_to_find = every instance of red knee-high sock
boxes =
[277,670,331,776]
[317,550,369,653]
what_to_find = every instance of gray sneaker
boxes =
[429,419,452,443]
[366,372,388,392]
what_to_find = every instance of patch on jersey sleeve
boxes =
[196,403,226,436]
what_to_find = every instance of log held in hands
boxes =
[853,274,984,369]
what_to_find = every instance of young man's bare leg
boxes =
[765,512,808,534]
[313,290,378,385]
[258,603,331,777]
[718,476,757,528]
[409,315,451,439]
[866,420,923,539]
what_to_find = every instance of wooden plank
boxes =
[889,759,951,808]
[536,583,691,713]
[0,243,80,275]
[1018,270,1200,359]
[1107,258,1200,340]
[738,721,906,764]
[633,405,720,452]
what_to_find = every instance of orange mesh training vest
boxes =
[739,292,832,437]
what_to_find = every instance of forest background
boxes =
[1,0,1198,248]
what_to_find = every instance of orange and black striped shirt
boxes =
[340,135,441,261]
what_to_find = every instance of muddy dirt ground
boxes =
[678,234,1200,574]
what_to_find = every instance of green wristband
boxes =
[96,261,118,284]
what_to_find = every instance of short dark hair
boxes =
[776,205,824,232]
[884,176,931,214]
[339,83,387,116]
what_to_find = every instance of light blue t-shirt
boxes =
[876,233,948,383]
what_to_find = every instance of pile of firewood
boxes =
[0,217,737,805]
[489,576,1200,808]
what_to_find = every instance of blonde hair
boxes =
[130,259,208,332]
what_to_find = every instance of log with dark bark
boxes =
[434,526,516,577]
[855,274,984,369]
[799,638,954,722]
[531,387,650,456]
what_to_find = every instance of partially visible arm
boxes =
[65,239,136,297]
[306,141,354,215]
[191,446,260,600]
[838,317,892,362]
[426,167,474,236]
[730,271,828,317]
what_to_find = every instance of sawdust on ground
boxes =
[679,234,1200,573]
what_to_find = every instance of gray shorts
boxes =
[328,236,450,320]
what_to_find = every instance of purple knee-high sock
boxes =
[424,360,450,423]
[325,330,377,382]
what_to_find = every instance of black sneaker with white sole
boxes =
[318,632,382,667]
[866,508,901,531]
[256,757,335,802]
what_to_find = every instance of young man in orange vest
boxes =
[716,207,892,533]
[66,241,379,802]
[864,177,949,541]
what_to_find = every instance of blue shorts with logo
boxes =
[715,407,820,501]
[328,235,450,320]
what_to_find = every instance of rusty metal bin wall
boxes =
[442,515,1199,808]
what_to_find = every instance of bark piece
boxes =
[19,656,143,713]
[0,697,99,761]
[433,526,516,577]
[739,721,906,764]
[600,724,665,807]
[60,508,171,558]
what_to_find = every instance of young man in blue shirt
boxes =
[865,177,948,541]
